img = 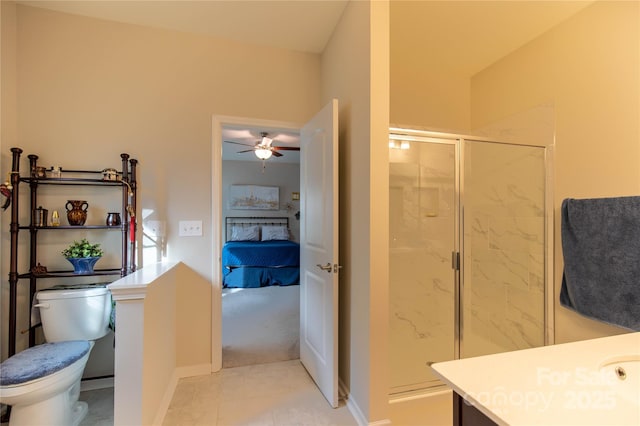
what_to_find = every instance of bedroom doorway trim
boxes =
[211,115,302,371]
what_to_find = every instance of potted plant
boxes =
[61,238,104,274]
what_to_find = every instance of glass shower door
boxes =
[461,140,546,358]
[389,131,549,396]
[389,136,458,394]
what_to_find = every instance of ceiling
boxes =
[15,0,593,162]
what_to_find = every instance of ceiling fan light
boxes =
[255,148,272,160]
[261,136,273,146]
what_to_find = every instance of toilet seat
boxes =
[0,341,92,426]
[0,341,91,386]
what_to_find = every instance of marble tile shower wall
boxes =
[462,143,546,358]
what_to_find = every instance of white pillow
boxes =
[230,225,260,241]
[261,225,289,241]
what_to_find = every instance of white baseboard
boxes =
[339,378,391,426]
[153,364,212,425]
[80,376,114,392]
[153,371,180,426]
[176,363,212,378]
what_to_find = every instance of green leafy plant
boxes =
[61,238,104,258]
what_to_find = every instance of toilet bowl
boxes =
[0,341,92,426]
[0,284,111,425]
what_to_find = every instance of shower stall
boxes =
[389,128,552,395]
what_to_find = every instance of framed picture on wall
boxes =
[229,185,279,210]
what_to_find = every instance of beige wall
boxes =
[1,1,17,151]
[1,1,17,283]
[471,0,640,343]
[321,0,390,423]
[0,0,18,362]
[1,4,321,358]
[175,264,211,368]
[390,2,471,132]
[10,3,320,274]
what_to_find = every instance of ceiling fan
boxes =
[224,132,300,160]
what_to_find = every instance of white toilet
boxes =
[0,284,112,426]
[35,284,112,343]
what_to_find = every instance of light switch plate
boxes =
[179,220,202,237]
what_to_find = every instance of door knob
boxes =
[316,263,332,273]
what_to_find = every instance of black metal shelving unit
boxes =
[6,148,138,357]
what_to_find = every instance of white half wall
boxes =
[109,261,211,425]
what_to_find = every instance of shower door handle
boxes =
[451,251,460,271]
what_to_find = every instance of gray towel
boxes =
[560,196,640,330]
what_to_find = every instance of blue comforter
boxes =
[222,241,300,269]
[222,241,300,287]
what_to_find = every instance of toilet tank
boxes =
[35,285,112,342]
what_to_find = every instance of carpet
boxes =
[222,285,300,368]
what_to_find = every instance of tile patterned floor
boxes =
[163,360,356,426]
[79,359,357,426]
[79,387,114,426]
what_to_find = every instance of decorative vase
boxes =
[66,256,101,274]
[66,200,89,226]
[106,212,121,226]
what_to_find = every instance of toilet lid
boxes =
[37,284,109,300]
[0,341,91,386]
[48,283,109,290]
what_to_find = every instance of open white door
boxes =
[300,99,339,408]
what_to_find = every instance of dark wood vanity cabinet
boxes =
[454,392,498,426]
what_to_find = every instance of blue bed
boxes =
[222,217,300,288]
[222,241,300,288]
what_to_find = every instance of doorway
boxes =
[211,115,303,371]
[388,128,553,395]
[212,100,339,407]
[220,126,301,368]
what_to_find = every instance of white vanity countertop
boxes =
[432,332,640,426]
